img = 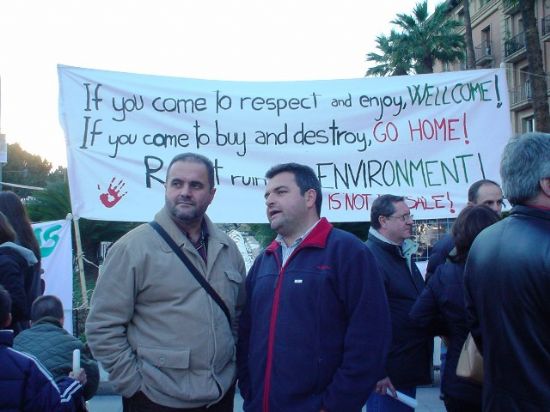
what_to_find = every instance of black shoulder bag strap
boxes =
[148,221,231,326]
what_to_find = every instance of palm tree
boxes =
[366,31,412,76]
[367,0,465,75]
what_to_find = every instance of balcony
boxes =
[502,0,520,15]
[509,81,532,111]
[504,32,526,62]
[475,40,493,66]
[542,15,550,41]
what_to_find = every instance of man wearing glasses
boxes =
[365,195,433,412]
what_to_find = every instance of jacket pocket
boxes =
[137,346,190,369]
[137,346,196,400]
[224,270,243,283]
[223,270,244,303]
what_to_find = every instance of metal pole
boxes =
[72,215,89,307]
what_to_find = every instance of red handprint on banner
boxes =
[99,178,127,208]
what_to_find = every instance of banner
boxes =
[32,219,73,333]
[58,65,512,222]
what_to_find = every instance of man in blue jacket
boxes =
[237,163,391,412]
[0,285,84,411]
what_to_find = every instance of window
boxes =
[481,26,491,56]
[521,116,535,133]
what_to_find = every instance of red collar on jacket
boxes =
[265,217,333,254]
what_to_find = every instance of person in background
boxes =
[365,194,433,412]
[238,163,390,412]
[0,285,85,411]
[410,205,499,412]
[0,211,38,333]
[15,294,99,400]
[424,179,504,401]
[86,153,246,412]
[425,179,504,281]
[0,191,42,317]
[464,132,550,410]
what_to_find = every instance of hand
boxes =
[374,376,396,397]
[69,368,87,386]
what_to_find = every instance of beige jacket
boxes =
[86,207,246,408]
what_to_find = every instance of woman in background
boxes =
[0,212,38,332]
[0,192,42,322]
[410,205,499,412]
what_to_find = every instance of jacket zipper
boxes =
[261,243,310,412]
[262,251,284,412]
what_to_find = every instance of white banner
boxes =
[58,65,512,222]
[32,219,73,333]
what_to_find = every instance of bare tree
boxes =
[462,0,476,69]
[520,0,550,132]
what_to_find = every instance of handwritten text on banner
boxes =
[58,65,512,222]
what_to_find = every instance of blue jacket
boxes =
[366,233,433,388]
[0,329,83,412]
[0,242,39,333]
[237,218,391,412]
[410,261,481,406]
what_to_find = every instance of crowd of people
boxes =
[0,191,90,410]
[0,131,548,411]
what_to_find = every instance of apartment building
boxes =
[434,0,550,134]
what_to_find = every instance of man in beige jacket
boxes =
[86,153,246,412]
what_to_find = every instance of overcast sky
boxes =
[0,0,436,168]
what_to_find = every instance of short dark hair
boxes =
[166,153,215,188]
[500,132,550,205]
[265,163,322,216]
[0,212,16,244]
[370,195,405,229]
[467,179,500,203]
[31,295,64,322]
[0,285,12,327]
[451,205,499,263]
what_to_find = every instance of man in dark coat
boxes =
[14,294,99,400]
[365,195,433,412]
[464,132,550,411]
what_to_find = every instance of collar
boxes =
[32,317,63,328]
[368,228,419,263]
[155,207,229,248]
[274,219,320,248]
[369,227,401,246]
[0,242,38,266]
[523,204,550,211]
[266,217,333,253]
[184,219,209,246]
[511,204,550,221]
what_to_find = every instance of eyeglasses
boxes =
[386,213,413,222]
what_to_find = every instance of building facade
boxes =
[435,0,550,134]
